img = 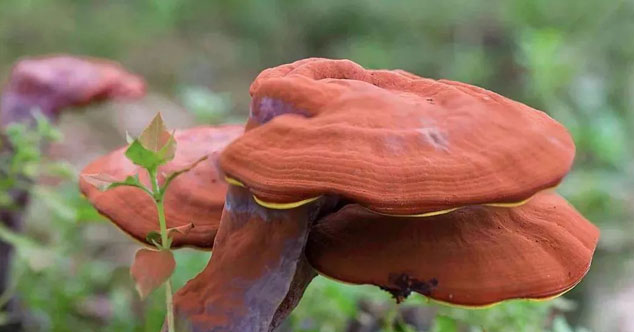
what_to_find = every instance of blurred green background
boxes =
[1,0,633,331]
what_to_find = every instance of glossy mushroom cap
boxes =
[1,55,145,126]
[306,192,599,306]
[220,58,575,215]
[80,125,243,249]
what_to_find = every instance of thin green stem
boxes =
[148,167,174,332]
[148,168,169,249]
[156,199,169,249]
[165,278,175,332]
[148,167,160,196]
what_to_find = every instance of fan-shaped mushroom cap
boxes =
[220,58,575,215]
[8,55,145,106]
[305,192,599,306]
[1,55,145,126]
[80,125,243,249]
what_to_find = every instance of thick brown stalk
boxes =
[172,186,330,331]
[268,256,317,331]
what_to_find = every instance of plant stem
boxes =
[156,199,168,249]
[148,167,174,332]
[149,168,169,248]
[165,278,175,332]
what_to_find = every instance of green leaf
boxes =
[124,139,165,170]
[138,113,175,159]
[145,231,162,247]
[124,113,177,169]
[82,173,150,195]
[145,224,192,249]
[107,175,143,190]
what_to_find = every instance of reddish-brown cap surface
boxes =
[80,125,243,249]
[1,55,146,126]
[6,55,145,107]
[220,58,575,215]
[305,192,599,306]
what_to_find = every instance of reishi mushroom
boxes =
[168,58,598,331]
[1,55,145,126]
[79,125,243,248]
[306,192,597,306]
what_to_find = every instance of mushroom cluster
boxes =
[80,58,599,332]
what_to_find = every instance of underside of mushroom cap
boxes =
[80,125,243,249]
[305,192,599,306]
[220,58,575,215]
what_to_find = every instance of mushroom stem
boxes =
[268,255,317,331]
[172,186,327,331]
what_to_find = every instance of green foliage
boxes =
[430,316,457,332]
[12,182,210,331]
[91,112,202,332]
[1,115,209,331]
[288,277,378,331]
[179,87,232,124]
[0,113,64,208]
[124,138,175,172]
[287,277,580,332]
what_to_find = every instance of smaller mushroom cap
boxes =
[80,125,243,249]
[305,192,599,306]
[7,55,145,107]
[1,55,146,127]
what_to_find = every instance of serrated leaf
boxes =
[138,113,174,153]
[130,248,175,300]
